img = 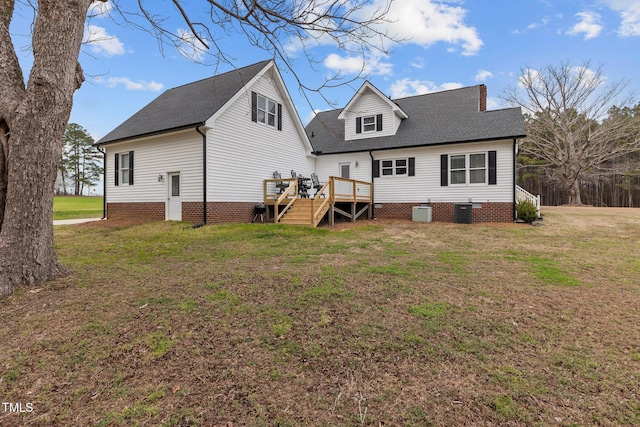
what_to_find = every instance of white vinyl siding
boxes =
[343,90,401,141]
[105,130,202,203]
[372,140,513,204]
[315,153,371,184]
[207,69,314,202]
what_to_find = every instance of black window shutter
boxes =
[277,103,282,131]
[440,154,448,186]
[128,151,134,185]
[373,160,380,178]
[356,117,362,134]
[376,114,383,131]
[408,157,415,176]
[488,150,497,185]
[114,153,119,186]
[251,91,257,122]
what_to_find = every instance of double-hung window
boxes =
[257,94,277,127]
[381,158,408,176]
[115,151,134,186]
[374,157,415,177]
[469,153,486,184]
[356,114,383,134]
[252,92,282,130]
[363,116,377,132]
[450,153,486,185]
[120,152,131,184]
[450,155,466,184]
[441,151,496,186]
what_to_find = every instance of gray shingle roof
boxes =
[305,85,526,154]
[96,60,271,145]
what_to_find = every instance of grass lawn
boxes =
[53,196,103,220]
[1,207,639,426]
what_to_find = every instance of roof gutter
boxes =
[195,125,207,227]
[369,150,375,218]
[513,138,517,221]
[96,146,107,219]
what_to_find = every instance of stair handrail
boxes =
[516,185,541,217]
[311,177,334,226]
[275,179,298,223]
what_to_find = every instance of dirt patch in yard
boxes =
[1,207,639,426]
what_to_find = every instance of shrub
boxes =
[516,199,539,224]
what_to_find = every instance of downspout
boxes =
[369,150,375,218]
[97,146,106,219]
[513,138,517,221]
[196,125,207,226]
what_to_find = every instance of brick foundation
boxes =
[107,201,258,224]
[373,202,514,223]
[107,202,165,221]
[183,202,257,224]
[108,201,514,224]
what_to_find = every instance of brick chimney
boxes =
[479,84,487,112]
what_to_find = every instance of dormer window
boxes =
[356,113,383,134]
[363,116,377,132]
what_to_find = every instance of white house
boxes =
[96,60,315,223]
[96,60,527,224]
[306,81,527,222]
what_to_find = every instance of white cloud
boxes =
[176,28,208,62]
[102,77,164,92]
[528,17,550,30]
[486,97,501,110]
[83,24,124,56]
[323,52,393,76]
[513,17,551,34]
[388,78,462,98]
[410,57,425,69]
[475,69,493,82]
[602,0,640,36]
[567,11,603,40]
[358,0,483,56]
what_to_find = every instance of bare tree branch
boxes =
[504,60,640,204]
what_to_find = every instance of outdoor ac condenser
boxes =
[412,206,432,222]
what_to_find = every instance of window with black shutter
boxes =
[115,151,134,186]
[251,91,281,130]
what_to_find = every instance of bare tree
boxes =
[504,61,640,205]
[0,0,395,297]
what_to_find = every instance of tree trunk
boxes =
[568,179,582,205]
[0,0,92,298]
[0,121,7,228]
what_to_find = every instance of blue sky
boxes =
[10,0,640,141]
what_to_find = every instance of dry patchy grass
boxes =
[1,207,639,426]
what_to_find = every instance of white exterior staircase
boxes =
[516,185,541,218]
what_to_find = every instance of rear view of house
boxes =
[306,81,527,222]
[96,60,314,223]
[96,60,527,225]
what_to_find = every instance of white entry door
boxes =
[167,172,182,221]
[337,162,351,196]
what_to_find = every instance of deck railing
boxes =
[264,176,373,225]
[516,185,541,218]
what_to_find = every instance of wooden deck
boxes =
[263,176,373,227]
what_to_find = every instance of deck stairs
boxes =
[279,198,314,225]
[279,198,332,226]
[265,176,372,227]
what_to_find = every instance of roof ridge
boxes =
[164,59,272,92]
[392,84,481,102]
